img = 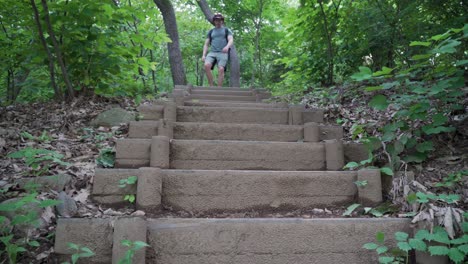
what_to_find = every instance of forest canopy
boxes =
[0,0,466,103]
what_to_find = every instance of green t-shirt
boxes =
[207,27,233,52]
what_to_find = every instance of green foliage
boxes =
[435,170,468,188]
[118,239,149,264]
[348,25,466,174]
[365,224,468,264]
[20,131,52,143]
[0,192,62,263]
[7,147,70,176]
[96,148,115,168]
[62,242,95,264]
[119,176,138,204]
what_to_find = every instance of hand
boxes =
[222,47,229,53]
[201,55,206,61]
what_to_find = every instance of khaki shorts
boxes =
[205,52,228,68]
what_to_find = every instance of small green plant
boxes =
[363,231,410,263]
[96,148,115,168]
[61,242,95,264]
[0,192,62,263]
[119,176,138,203]
[20,131,52,143]
[435,170,467,188]
[118,240,149,264]
[343,151,394,177]
[7,147,70,176]
[364,226,468,264]
[342,203,392,218]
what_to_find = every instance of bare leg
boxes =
[217,67,225,87]
[205,64,214,87]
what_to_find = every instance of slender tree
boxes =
[153,0,187,85]
[30,0,62,100]
[196,0,240,87]
[40,0,74,100]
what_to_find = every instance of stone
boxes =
[90,108,135,127]
[15,174,72,192]
[56,192,78,217]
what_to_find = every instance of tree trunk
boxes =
[40,0,74,100]
[196,0,240,87]
[30,0,62,100]
[318,0,334,86]
[153,0,187,85]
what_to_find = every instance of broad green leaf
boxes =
[448,248,464,263]
[395,232,409,241]
[343,203,360,216]
[397,242,412,252]
[429,246,449,256]
[415,229,431,240]
[28,240,40,247]
[79,247,95,257]
[393,141,404,154]
[416,141,434,152]
[455,60,468,66]
[364,86,383,92]
[432,40,461,54]
[422,125,455,135]
[133,241,149,250]
[432,113,448,126]
[409,238,427,251]
[406,193,417,204]
[126,176,138,185]
[373,67,393,77]
[121,240,132,247]
[351,67,373,81]
[369,95,388,111]
[370,209,384,217]
[431,32,450,41]
[380,167,394,176]
[410,41,431,47]
[403,152,427,163]
[412,54,432,60]
[382,81,399,90]
[457,244,468,254]
[450,235,468,245]
[363,242,379,250]
[378,256,395,264]
[67,242,80,250]
[381,131,395,142]
[376,245,388,254]
[376,232,385,243]
[343,162,359,170]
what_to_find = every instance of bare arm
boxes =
[202,38,210,61]
[222,35,233,53]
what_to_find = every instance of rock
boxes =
[0,197,46,234]
[15,174,72,192]
[131,210,146,217]
[0,137,5,148]
[90,108,135,127]
[56,192,78,218]
[0,180,8,188]
[312,208,325,214]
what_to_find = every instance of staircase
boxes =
[54,85,411,263]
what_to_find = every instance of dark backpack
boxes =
[208,27,231,71]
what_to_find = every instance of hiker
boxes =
[202,13,234,87]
